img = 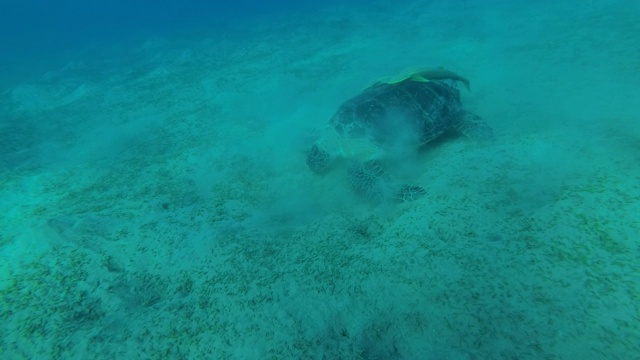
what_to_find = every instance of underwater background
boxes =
[1,0,639,358]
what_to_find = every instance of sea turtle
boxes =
[372,66,471,90]
[306,67,494,203]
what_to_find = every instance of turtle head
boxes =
[306,139,335,174]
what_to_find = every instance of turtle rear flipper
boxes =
[348,160,426,203]
[396,185,427,202]
[454,111,495,141]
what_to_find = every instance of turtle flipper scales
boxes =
[307,142,332,174]
[348,160,427,203]
[396,184,428,202]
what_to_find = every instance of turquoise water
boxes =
[1,0,639,358]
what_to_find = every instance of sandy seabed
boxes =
[1,1,639,359]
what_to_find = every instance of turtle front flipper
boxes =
[307,142,332,174]
[348,160,427,203]
[453,111,495,141]
[306,128,344,174]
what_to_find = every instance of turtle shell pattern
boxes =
[329,79,463,151]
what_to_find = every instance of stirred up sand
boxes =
[1,0,639,358]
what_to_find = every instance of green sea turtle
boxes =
[306,67,494,203]
[372,66,471,90]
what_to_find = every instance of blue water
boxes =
[1,0,639,359]
[2,0,332,47]
[1,0,339,82]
